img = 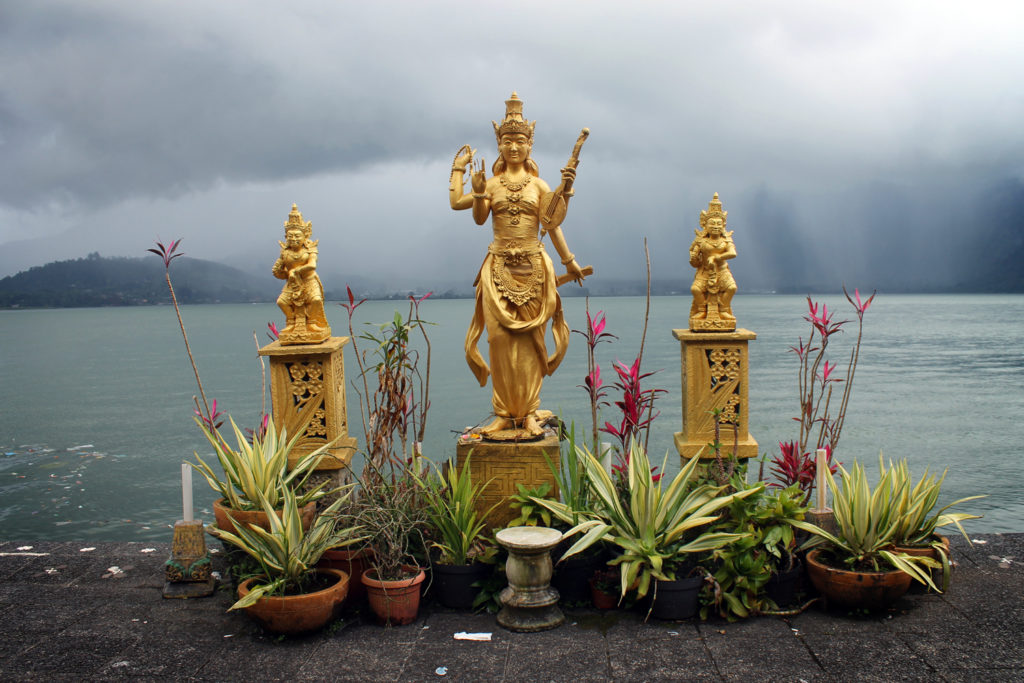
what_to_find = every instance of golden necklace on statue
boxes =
[499,174,532,225]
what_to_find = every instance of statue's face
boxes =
[499,133,532,165]
[286,229,303,247]
[707,217,724,235]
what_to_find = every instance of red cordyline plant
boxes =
[149,238,271,445]
[769,286,874,493]
[768,441,838,504]
[572,300,617,453]
[148,239,215,430]
[601,356,668,458]
[794,286,875,454]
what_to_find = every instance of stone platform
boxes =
[0,534,1021,680]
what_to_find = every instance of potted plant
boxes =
[350,465,431,626]
[536,440,755,620]
[417,456,498,609]
[207,484,362,635]
[700,478,810,619]
[191,416,335,535]
[795,460,942,610]
[543,425,609,603]
[589,566,620,610]
[882,456,984,591]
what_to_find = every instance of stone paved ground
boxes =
[0,533,1020,681]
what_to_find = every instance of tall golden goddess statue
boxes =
[272,204,331,345]
[450,93,591,438]
[688,193,738,331]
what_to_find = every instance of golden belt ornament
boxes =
[490,240,543,306]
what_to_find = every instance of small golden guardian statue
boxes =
[688,193,737,331]
[272,204,331,345]
[449,92,591,439]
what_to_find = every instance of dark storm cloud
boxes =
[1,1,1023,290]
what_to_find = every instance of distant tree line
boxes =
[0,254,278,308]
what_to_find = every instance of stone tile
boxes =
[504,625,612,682]
[608,633,721,681]
[299,622,421,682]
[14,633,137,678]
[801,627,937,681]
[699,617,825,682]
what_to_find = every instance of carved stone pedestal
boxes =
[673,328,758,462]
[456,434,561,529]
[495,526,564,632]
[258,337,357,472]
[163,519,214,599]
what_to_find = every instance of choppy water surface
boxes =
[1,294,1020,540]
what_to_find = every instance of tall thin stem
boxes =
[165,271,211,422]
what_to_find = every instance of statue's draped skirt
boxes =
[465,247,568,419]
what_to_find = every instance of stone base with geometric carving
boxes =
[456,434,561,530]
[672,328,758,462]
[258,337,358,471]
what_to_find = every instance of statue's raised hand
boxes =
[471,157,487,194]
[454,145,475,172]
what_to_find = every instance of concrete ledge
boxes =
[0,534,1020,680]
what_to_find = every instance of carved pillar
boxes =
[456,435,561,528]
[672,328,758,461]
[258,337,357,471]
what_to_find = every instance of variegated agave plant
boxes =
[191,416,334,511]
[535,440,756,601]
[208,485,363,609]
[792,459,944,590]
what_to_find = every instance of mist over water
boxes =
[1,294,1020,540]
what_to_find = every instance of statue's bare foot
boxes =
[720,310,736,321]
[479,416,514,435]
[522,414,545,436]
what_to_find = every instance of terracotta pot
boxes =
[806,548,912,610]
[893,534,951,592]
[893,533,951,561]
[213,498,316,534]
[237,568,349,635]
[362,567,426,626]
[589,579,619,610]
[316,547,374,607]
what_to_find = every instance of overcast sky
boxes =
[2,1,1023,290]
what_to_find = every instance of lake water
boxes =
[1,294,1020,540]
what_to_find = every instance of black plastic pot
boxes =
[765,558,803,607]
[552,543,607,603]
[646,575,703,620]
[431,562,491,609]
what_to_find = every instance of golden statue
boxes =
[272,204,331,345]
[688,193,737,332]
[449,92,591,438]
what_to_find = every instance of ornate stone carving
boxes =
[689,193,738,332]
[673,329,758,461]
[450,92,591,439]
[456,435,561,528]
[259,338,357,471]
[273,204,331,345]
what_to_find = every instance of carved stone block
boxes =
[672,328,758,461]
[258,337,357,471]
[456,434,561,529]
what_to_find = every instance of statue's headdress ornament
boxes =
[493,92,536,144]
[699,193,728,231]
[284,203,313,239]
